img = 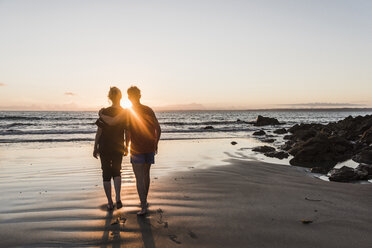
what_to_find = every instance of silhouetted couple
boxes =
[93,86,161,215]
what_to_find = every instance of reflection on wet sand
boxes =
[98,205,157,248]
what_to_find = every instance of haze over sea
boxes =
[1,109,372,144]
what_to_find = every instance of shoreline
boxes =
[0,139,371,247]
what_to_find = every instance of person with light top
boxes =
[93,87,129,211]
[100,86,161,215]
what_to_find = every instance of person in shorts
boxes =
[93,87,128,211]
[99,86,161,215]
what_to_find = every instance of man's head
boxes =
[127,86,141,104]
[108,86,122,104]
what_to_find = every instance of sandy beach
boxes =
[0,138,371,247]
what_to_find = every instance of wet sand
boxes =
[0,139,371,247]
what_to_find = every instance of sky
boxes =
[0,0,371,110]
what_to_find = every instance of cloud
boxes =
[280,102,366,107]
[64,92,76,96]
[0,83,6,87]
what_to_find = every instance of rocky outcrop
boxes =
[328,166,368,182]
[254,115,282,126]
[204,126,214,130]
[356,164,372,178]
[273,128,287,134]
[327,115,372,141]
[279,115,372,176]
[361,127,372,145]
[352,148,372,164]
[288,134,353,170]
[253,130,266,136]
[252,146,275,153]
[264,151,289,159]
[262,138,275,143]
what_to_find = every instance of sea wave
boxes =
[0,129,97,135]
[2,123,36,128]
[0,138,94,143]
[160,120,251,126]
[0,127,257,136]
[0,116,97,121]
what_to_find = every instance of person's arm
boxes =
[93,127,102,159]
[153,112,161,153]
[99,108,126,126]
[124,129,130,156]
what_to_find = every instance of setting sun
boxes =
[121,99,132,109]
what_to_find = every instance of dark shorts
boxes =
[100,151,123,181]
[130,152,155,164]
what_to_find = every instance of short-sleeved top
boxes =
[95,106,127,154]
[127,104,159,155]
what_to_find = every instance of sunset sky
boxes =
[0,0,371,110]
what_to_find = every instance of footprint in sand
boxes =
[188,230,198,239]
[169,234,181,244]
[120,216,127,224]
[111,218,120,225]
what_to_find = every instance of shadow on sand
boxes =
[100,206,156,248]
[137,215,156,248]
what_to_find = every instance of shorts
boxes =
[130,152,155,164]
[100,151,123,181]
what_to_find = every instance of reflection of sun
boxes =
[121,99,132,109]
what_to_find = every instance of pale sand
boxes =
[0,139,371,247]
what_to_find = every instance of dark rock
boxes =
[231,141,237,145]
[329,115,372,141]
[361,127,372,145]
[311,167,329,174]
[264,151,289,159]
[289,134,353,170]
[320,127,333,135]
[273,128,287,134]
[293,129,318,142]
[289,123,323,134]
[252,146,275,153]
[356,164,372,179]
[262,139,275,143]
[254,115,282,126]
[352,148,372,164]
[285,115,372,171]
[329,166,368,182]
[280,141,293,151]
[204,126,214,130]
[253,130,266,136]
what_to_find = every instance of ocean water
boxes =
[1,110,372,144]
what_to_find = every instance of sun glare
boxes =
[121,99,132,109]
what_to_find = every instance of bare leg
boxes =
[103,181,113,206]
[113,176,121,203]
[132,164,147,205]
[144,164,151,199]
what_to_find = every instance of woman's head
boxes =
[108,86,122,104]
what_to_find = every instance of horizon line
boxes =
[1,107,372,112]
